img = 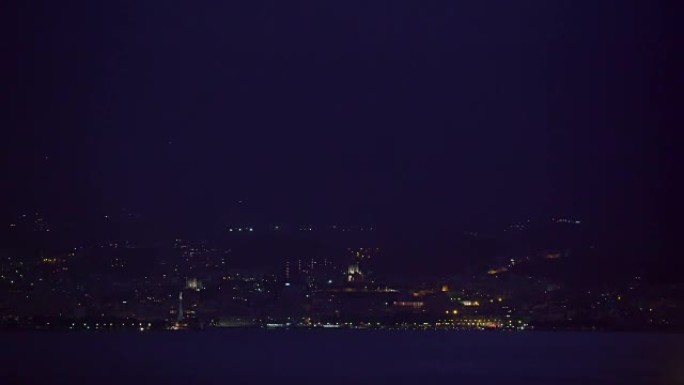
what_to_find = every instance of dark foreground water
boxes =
[2,331,683,384]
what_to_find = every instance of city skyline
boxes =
[2,2,683,383]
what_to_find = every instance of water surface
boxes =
[2,331,682,384]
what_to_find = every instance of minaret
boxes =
[177,291,184,322]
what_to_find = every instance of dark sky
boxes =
[2,1,681,256]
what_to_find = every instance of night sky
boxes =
[2,2,681,271]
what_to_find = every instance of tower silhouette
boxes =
[177,291,184,322]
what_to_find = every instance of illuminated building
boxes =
[185,278,203,291]
[411,289,435,297]
[347,263,362,283]
[344,247,378,284]
[487,267,509,275]
[393,301,424,309]
[214,317,256,328]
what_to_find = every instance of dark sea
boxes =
[2,330,683,384]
